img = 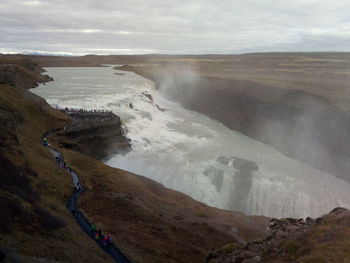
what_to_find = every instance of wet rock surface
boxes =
[230,158,257,213]
[232,158,258,172]
[213,156,259,213]
[216,156,258,171]
[217,156,232,166]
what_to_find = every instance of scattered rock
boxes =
[232,158,258,171]
[217,156,232,165]
[208,207,349,263]
[330,207,350,216]
[155,103,165,112]
[142,92,153,102]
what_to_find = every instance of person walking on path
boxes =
[90,223,97,235]
[103,235,112,247]
[95,229,102,240]
[75,182,81,192]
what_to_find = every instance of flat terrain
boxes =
[106,53,350,111]
[20,51,350,111]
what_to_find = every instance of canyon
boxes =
[0,55,267,263]
[2,53,350,262]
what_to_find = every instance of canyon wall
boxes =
[126,66,350,181]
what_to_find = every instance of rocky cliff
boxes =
[0,57,53,90]
[53,109,130,160]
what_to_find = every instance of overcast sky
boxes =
[1,0,350,55]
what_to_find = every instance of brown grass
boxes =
[259,212,350,262]
[58,146,268,263]
[0,82,113,262]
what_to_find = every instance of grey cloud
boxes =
[1,0,350,54]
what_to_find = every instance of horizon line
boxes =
[2,50,350,57]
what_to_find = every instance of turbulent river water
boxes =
[32,66,350,218]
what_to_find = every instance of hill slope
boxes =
[0,63,113,262]
[207,208,350,263]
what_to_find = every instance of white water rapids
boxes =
[32,66,350,218]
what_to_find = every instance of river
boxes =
[31,66,350,218]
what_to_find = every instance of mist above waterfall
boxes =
[153,65,201,105]
[150,66,350,182]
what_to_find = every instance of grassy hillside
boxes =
[0,82,113,261]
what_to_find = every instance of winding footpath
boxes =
[42,119,132,263]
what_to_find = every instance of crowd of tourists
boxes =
[91,224,113,247]
[42,136,114,246]
[40,118,130,263]
[51,104,113,116]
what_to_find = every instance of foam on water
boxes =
[32,66,350,218]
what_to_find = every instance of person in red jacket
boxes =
[103,235,112,247]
